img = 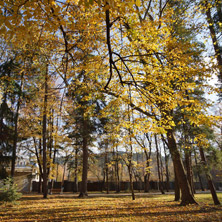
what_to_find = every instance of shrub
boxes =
[0,177,22,203]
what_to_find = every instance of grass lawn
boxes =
[0,192,221,221]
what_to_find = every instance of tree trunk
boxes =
[79,118,88,198]
[128,164,135,200]
[199,146,220,205]
[101,169,105,192]
[105,148,109,194]
[115,146,120,193]
[47,109,54,179]
[127,141,135,200]
[144,173,150,192]
[184,149,195,195]
[216,1,222,23]
[174,166,180,201]
[51,123,57,194]
[74,148,78,192]
[42,66,48,199]
[167,129,197,205]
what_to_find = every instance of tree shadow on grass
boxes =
[59,207,222,221]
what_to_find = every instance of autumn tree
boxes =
[0,0,220,207]
[101,0,216,205]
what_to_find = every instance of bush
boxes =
[0,177,22,203]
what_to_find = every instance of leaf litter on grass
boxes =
[0,193,221,221]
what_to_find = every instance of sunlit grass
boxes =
[0,192,221,221]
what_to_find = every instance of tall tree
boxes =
[42,64,48,198]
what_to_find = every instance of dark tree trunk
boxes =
[216,1,222,23]
[167,129,197,205]
[115,146,120,193]
[79,119,88,198]
[128,164,135,200]
[184,149,195,195]
[154,134,165,194]
[47,109,54,179]
[126,89,135,200]
[199,147,220,205]
[74,148,78,192]
[144,173,150,192]
[42,66,48,199]
[105,147,109,194]
[36,138,43,177]
[127,141,135,200]
[51,122,57,194]
[174,166,180,201]
[101,169,105,192]
[127,113,135,200]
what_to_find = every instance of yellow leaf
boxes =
[135,0,141,7]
